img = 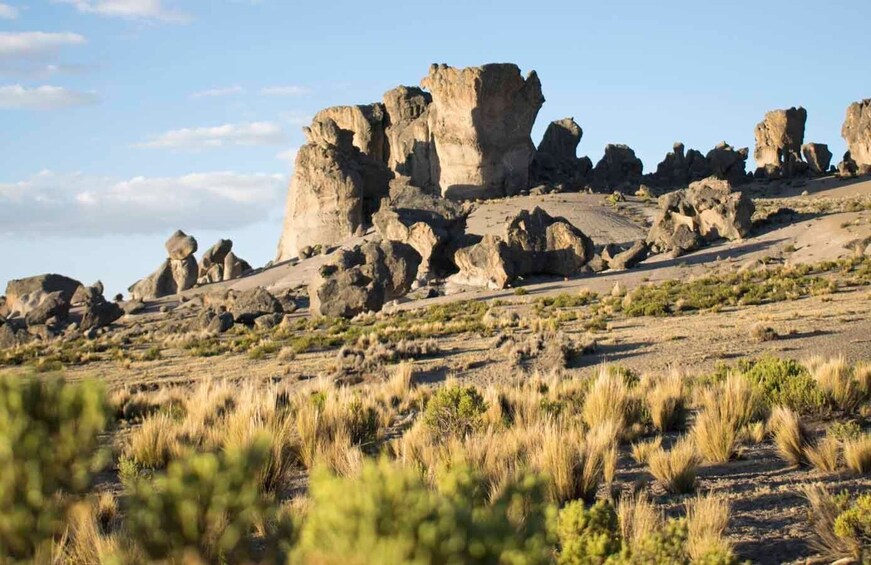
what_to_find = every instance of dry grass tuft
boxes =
[693,375,760,463]
[685,493,734,563]
[582,366,632,437]
[648,436,700,494]
[804,436,841,474]
[811,356,865,413]
[631,436,662,465]
[801,483,860,561]
[843,433,871,474]
[768,406,808,467]
[617,494,660,553]
[646,370,686,432]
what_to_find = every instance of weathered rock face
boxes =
[706,142,749,186]
[802,143,833,175]
[228,288,283,325]
[754,107,807,178]
[4,274,82,318]
[309,240,421,318]
[421,63,545,199]
[531,118,592,187]
[129,257,197,301]
[276,120,366,262]
[383,86,434,191]
[841,99,871,175]
[647,177,754,256]
[200,239,232,274]
[592,144,643,191]
[24,291,71,326]
[313,104,387,163]
[452,207,594,289]
[166,230,198,260]
[372,178,466,280]
[650,143,712,188]
[80,300,123,331]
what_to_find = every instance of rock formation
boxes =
[383,86,434,191]
[309,240,421,318]
[649,143,711,188]
[313,104,387,163]
[129,230,199,300]
[531,117,592,188]
[592,144,643,191]
[372,178,466,281]
[754,107,807,178]
[706,142,749,186]
[451,207,594,289]
[647,177,754,256]
[421,63,545,199]
[196,239,252,284]
[3,274,82,318]
[802,143,833,175]
[227,288,283,325]
[840,99,871,176]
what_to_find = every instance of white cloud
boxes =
[260,85,311,97]
[190,85,245,98]
[138,121,286,150]
[0,85,99,109]
[0,32,86,59]
[0,170,286,236]
[0,3,19,19]
[55,0,189,22]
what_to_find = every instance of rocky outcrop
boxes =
[383,86,434,191]
[309,240,421,318]
[313,104,387,163]
[199,239,232,276]
[531,118,592,188]
[706,142,749,186]
[421,63,544,199]
[592,144,643,191]
[372,178,466,281]
[647,177,754,256]
[3,274,82,318]
[840,99,871,176]
[754,107,807,178]
[196,239,252,284]
[649,143,711,188]
[129,230,199,300]
[802,143,833,175]
[451,207,594,289]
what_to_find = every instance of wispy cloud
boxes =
[260,85,311,96]
[190,85,245,99]
[0,85,99,109]
[55,0,190,23]
[138,121,286,150]
[0,3,19,19]
[0,170,286,236]
[0,32,88,77]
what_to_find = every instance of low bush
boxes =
[423,384,487,439]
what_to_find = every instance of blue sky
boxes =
[0,0,869,296]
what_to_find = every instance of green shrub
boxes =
[423,385,487,438]
[737,357,827,414]
[834,494,871,563]
[295,459,554,565]
[0,375,109,560]
[627,519,690,564]
[556,500,621,565]
[125,437,270,563]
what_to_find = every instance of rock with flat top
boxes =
[754,107,807,178]
[840,99,871,175]
[4,274,82,318]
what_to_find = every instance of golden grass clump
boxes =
[768,406,808,467]
[843,433,871,474]
[582,366,632,436]
[631,436,662,465]
[801,483,860,561]
[693,375,760,464]
[617,494,660,553]
[804,436,841,474]
[647,436,700,494]
[685,493,734,563]
[811,356,865,413]
[645,370,686,432]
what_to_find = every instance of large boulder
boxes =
[647,177,754,256]
[228,288,283,325]
[4,274,82,318]
[451,207,594,289]
[129,257,197,301]
[754,107,807,178]
[310,240,421,318]
[706,142,749,186]
[802,143,833,175]
[841,99,871,175]
[592,144,643,191]
[421,63,545,199]
[383,86,434,191]
[372,178,466,280]
[24,291,71,326]
[222,251,252,282]
[505,207,595,277]
[165,230,198,260]
[649,142,711,188]
[80,300,123,331]
[199,239,233,275]
[531,117,592,188]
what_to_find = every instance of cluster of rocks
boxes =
[647,177,754,257]
[0,274,123,346]
[129,231,252,301]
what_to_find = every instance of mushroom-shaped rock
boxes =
[165,230,198,260]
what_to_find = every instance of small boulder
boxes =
[200,239,233,273]
[706,142,749,185]
[802,143,833,176]
[165,230,198,260]
[605,240,649,271]
[452,235,516,290]
[80,300,123,331]
[229,288,283,325]
[505,207,595,277]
